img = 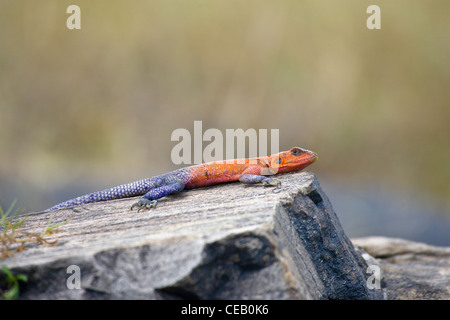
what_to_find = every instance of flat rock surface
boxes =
[1,172,381,300]
[352,236,450,300]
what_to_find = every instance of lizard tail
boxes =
[45,179,152,211]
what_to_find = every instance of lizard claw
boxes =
[131,199,157,212]
[262,179,281,189]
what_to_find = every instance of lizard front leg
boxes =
[238,174,281,188]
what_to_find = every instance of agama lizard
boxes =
[46,147,318,211]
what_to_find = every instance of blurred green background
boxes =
[0,1,449,242]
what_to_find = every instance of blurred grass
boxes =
[0,1,449,211]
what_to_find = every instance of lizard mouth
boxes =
[294,152,317,166]
[293,149,318,163]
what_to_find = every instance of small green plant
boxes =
[0,200,67,259]
[1,265,27,300]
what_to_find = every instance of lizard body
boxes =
[46,147,317,211]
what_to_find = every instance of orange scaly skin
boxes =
[185,147,318,188]
[47,147,317,211]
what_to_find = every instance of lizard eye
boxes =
[291,148,302,156]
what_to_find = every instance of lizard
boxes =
[46,147,318,212]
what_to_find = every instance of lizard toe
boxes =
[262,178,281,188]
[131,199,157,212]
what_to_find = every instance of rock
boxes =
[0,172,382,300]
[352,236,450,300]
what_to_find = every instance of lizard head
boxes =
[268,147,318,174]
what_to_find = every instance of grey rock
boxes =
[1,172,381,299]
[352,236,450,300]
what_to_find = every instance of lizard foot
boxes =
[131,199,157,212]
[262,178,281,189]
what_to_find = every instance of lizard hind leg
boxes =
[130,182,185,212]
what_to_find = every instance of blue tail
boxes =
[45,179,153,211]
